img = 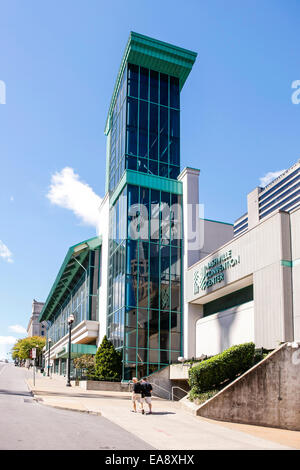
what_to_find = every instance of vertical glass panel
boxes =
[149,159,158,176]
[127,129,137,156]
[159,163,168,178]
[139,67,149,100]
[126,240,138,275]
[149,349,159,363]
[159,135,169,163]
[128,63,138,98]
[150,191,160,241]
[125,307,137,328]
[126,155,137,171]
[160,350,169,364]
[160,280,170,311]
[125,328,137,348]
[137,157,148,173]
[138,131,148,159]
[150,103,158,133]
[160,106,168,135]
[150,70,159,103]
[170,109,179,138]
[160,245,170,280]
[137,348,148,362]
[171,332,181,351]
[170,76,179,109]
[169,165,180,180]
[126,275,137,307]
[127,97,138,128]
[160,73,168,106]
[138,276,148,308]
[137,308,148,330]
[171,281,181,312]
[161,191,170,244]
[140,188,149,241]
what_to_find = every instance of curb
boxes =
[38,400,102,416]
[25,378,102,416]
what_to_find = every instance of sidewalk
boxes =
[25,371,299,450]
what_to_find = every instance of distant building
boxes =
[27,299,46,337]
[234,160,300,237]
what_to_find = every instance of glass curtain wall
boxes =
[107,63,182,379]
[108,64,180,193]
[108,184,182,379]
[46,249,100,346]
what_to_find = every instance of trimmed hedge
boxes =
[188,342,255,394]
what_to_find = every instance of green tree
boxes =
[94,335,122,381]
[11,336,46,361]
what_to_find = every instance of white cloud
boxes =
[8,325,27,334]
[0,336,17,361]
[0,336,17,345]
[259,169,286,188]
[46,167,103,227]
[0,240,13,263]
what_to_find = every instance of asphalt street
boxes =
[0,363,153,450]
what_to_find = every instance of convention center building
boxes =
[39,32,300,380]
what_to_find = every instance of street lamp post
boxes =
[47,338,52,377]
[66,314,75,387]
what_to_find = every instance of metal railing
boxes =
[171,385,189,401]
[151,382,189,401]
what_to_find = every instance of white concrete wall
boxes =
[290,208,300,340]
[186,210,295,353]
[97,193,110,346]
[195,301,254,357]
[200,219,233,258]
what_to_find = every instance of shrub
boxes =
[188,342,255,394]
[73,354,95,379]
[94,335,122,381]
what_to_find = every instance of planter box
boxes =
[72,380,131,392]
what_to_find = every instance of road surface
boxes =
[0,363,153,450]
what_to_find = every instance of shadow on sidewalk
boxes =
[31,390,131,400]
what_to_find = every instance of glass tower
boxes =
[105,32,197,380]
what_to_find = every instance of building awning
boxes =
[56,344,97,359]
[39,236,102,323]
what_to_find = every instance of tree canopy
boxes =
[11,336,46,360]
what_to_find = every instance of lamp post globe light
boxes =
[47,338,52,377]
[66,313,75,387]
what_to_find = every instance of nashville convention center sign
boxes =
[193,250,240,294]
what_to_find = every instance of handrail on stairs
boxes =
[171,385,188,401]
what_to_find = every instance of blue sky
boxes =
[0,0,299,358]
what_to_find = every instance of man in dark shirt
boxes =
[131,377,143,413]
[141,378,153,414]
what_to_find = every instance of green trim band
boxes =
[200,218,234,226]
[56,344,97,359]
[110,170,183,206]
[281,258,300,267]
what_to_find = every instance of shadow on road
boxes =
[0,389,32,397]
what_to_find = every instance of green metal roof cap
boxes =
[39,236,102,323]
[104,31,197,134]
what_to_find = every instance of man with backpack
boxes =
[140,377,153,415]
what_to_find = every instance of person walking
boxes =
[141,377,153,414]
[131,377,143,413]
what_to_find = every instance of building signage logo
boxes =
[193,250,240,294]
